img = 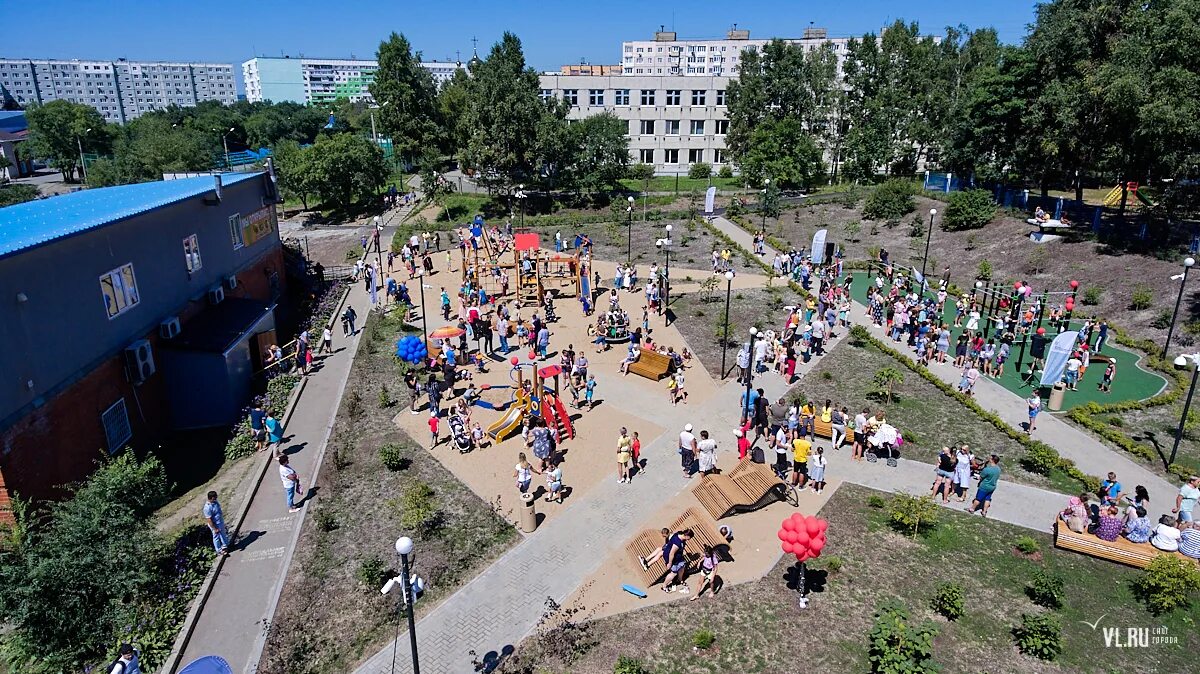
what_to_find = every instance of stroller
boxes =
[448,415,472,453]
[544,296,558,323]
[865,424,902,467]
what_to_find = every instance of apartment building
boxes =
[0,59,236,123]
[538,73,732,174]
[620,26,852,77]
[242,56,466,105]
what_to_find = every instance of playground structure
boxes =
[1103,182,1155,209]
[460,219,585,308]
[485,358,574,442]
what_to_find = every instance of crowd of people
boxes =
[1058,474,1200,558]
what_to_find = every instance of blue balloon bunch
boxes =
[395,335,428,364]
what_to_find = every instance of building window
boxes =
[640,120,655,135]
[229,213,245,249]
[715,119,729,135]
[539,89,552,101]
[716,90,727,105]
[689,149,704,163]
[183,234,202,274]
[691,90,706,106]
[588,89,604,106]
[640,89,655,106]
[639,148,654,163]
[665,120,680,135]
[664,149,679,164]
[101,398,132,454]
[99,263,140,319]
[714,149,726,164]
[615,89,630,106]
[691,120,705,135]
[666,89,681,105]
[563,89,578,105]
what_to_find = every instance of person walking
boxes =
[617,427,633,483]
[696,430,718,476]
[279,454,302,513]
[584,374,597,409]
[679,423,699,478]
[1026,392,1041,434]
[1099,360,1116,393]
[342,306,358,335]
[967,454,1001,517]
[319,326,333,355]
[203,491,229,556]
[428,410,440,448]
[1173,476,1200,523]
[514,452,536,494]
[265,409,284,457]
[106,644,142,674]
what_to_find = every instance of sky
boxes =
[4,0,1041,83]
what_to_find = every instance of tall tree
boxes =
[370,32,441,165]
[306,133,389,211]
[570,112,630,193]
[24,100,109,182]
[436,68,474,159]
[738,117,826,188]
[272,139,318,210]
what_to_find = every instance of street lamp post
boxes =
[626,195,635,264]
[517,185,527,229]
[743,327,759,420]
[374,216,384,298]
[76,127,92,183]
[370,101,391,146]
[1171,354,1200,466]
[416,268,428,342]
[215,126,235,169]
[392,536,421,674]
[1163,257,1196,358]
[760,179,770,233]
[920,208,937,291]
[662,224,672,322]
[720,270,735,378]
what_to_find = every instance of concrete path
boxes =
[175,200,418,673]
[705,214,1176,500]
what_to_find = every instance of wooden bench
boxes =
[624,507,726,587]
[628,348,674,380]
[1053,520,1198,569]
[812,418,856,448]
[692,458,786,520]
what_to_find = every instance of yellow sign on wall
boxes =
[240,207,277,248]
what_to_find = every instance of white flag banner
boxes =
[810,229,828,264]
[704,186,717,214]
[1040,331,1079,387]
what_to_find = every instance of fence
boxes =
[922,171,967,193]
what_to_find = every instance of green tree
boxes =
[436,67,474,159]
[570,112,630,193]
[272,139,318,210]
[738,117,825,188]
[370,32,442,165]
[307,133,389,211]
[24,100,110,182]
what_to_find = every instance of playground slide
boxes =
[1135,191,1156,208]
[550,396,574,439]
[487,405,525,441]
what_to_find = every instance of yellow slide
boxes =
[1103,184,1124,208]
[487,389,531,442]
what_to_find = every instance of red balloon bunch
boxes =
[777,512,828,562]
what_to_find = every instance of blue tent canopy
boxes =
[179,656,234,674]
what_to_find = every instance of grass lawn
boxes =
[260,311,516,674]
[500,484,1199,674]
[1104,402,1200,479]
[618,175,745,193]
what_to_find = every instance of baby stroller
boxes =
[448,415,472,453]
[865,424,902,467]
[544,297,558,323]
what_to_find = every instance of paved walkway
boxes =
[706,214,1176,500]
[175,200,418,673]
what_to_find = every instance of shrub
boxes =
[346,390,363,419]
[867,601,939,673]
[1012,613,1062,661]
[1081,286,1103,305]
[0,183,39,207]
[613,656,650,674]
[692,629,715,649]
[849,324,871,346]
[931,582,965,620]
[868,367,905,404]
[314,508,338,532]
[821,555,844,573]
[714,317,738,346]
[726,197,744,217]
[396,481,440,534]
[862,179,916,222]
[379,443,409,471]
[977,260,993,280]
[1014,535,1041,555]
[378,384,394,408]
[1151,309,1173,329]
[941,189,996,231]
[628,163,655,181]
[844,220,862,241]
[888,494,939,538]
[356,556,389,590]
[838,185,862,208]
[1026,247,1049,275]
[688,162,712,179]
[717,164,733,179]
[867,494,888,509]
[908,216,926,238]
[1130,285,1154,310]
[1136,554,1200,615]
[1026,568,1065,608]
[224,420,256,461]
[265,372,300,408]
[1021,443,1061,475]
[821,371,833,380]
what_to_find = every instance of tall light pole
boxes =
[625,195,635,264]
[393,536,421,674]
[662,224,673,322]
[374,215,384,295]
[215,126,235,169]
[760,179,770,233]
[76,127,92,183]
[743,327,758,420]
[516,184,527,230]
[1163,257,1196,358]
[416,268,428,342]
[370,101,391,146]
[1171,353,1200,467]
[920,208,937,294]
[720,270,735,378]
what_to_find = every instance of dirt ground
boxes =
[279,213,381,268]
[258,311,517,674]
[760,195,1199,348]
[499,483,1199,674]
[669,284,807,380]
[1108,403,1200,478]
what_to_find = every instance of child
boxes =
[631,431,642,471]
[584,374,597,409]
[471,422,487,450]
[689,544,720,602]
[544,459,564,503]
[1099,361,1115,393]
[514,452,535,493]
[428,411,440,448]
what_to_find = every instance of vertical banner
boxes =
[704,186,717,215]
[810,229,828,264]
[1039,331,1078,386]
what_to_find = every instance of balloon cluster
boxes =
[1065,280,1079,313]
[777,513,827,562]
[396,335,428,364]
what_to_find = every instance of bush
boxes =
[714,317,738,346]
[1151,309,1174,329]
[692,629,715,649]
[628,163,655,181]
[976,260,993,280]
[908,217,926,238]
[1026,568,1065,608]
[867,601,939,673]
[821,555,844,573]
[613,656,650,674]
[314,508,338,532]
[931,582,965,620]
[1012,613,1062,661]
[0,183,39,207]
[844,220,862,241]
[356,556,389,590]
[379,384,394,408]
[1021,443,1062,475]
[1130,285,1154,310]
[888,494,939,538]
[396,481,440,534]
[1014,535,1041,554]
[265,373,300,409]
[1136,554,1200,615]
[1081,286,1103,305]
[379,443,409,471]
[867,494,888,509]
[726,197,744,217]
[717,164,733,179]
[849,324,871,346]
[688,162,712,179]
[862,179,916,222]
[224,420,257,461]
[941,189,996,231]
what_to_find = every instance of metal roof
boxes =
[0,172,262,259]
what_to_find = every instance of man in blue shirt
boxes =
[203,491,228,556]
[1100,472,1122,506]
[249,403,267,453]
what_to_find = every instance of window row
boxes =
[552,89,726,107]
[636,148,727,164]
[636,119,728,135]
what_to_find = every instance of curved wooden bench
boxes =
[624,507,726,586]
[811,418,855,448]
[1053,520,1198,569]
[628,348,674,380]
[692,458,786,520]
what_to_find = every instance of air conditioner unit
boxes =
[225,274,238,290]
[207,286,225,305]
[159,316,181,340]
[124,339,156,384]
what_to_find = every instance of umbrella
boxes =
[179,656,234,674]
[429,325,466,340]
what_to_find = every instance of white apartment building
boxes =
[0,59,236,123]
[620,26,852,77]
[539,73,731,174]
[242,56,467,105]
